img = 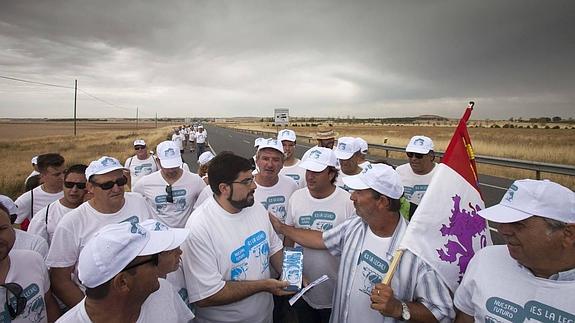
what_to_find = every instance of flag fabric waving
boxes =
[398,102,492,292]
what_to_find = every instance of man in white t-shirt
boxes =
[124,139,160,188]
[57,221,193,323]
[271,164,454,323]
[28,164,88,246]
[181,152,292,323]
[454,179,575,323]
[285,147,355,323]
[195,125,208,158]
[277,129,306,189]
[15,153,66,229]
[334,137,363,192]
[188,126,196,152]
[0,202,60,322]
[395,135,438,220]
[172,128,185,154]
[133,141,206,228]
[46,156,153,308]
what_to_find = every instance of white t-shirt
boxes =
[0,250,50,323]
[193,185,213,210]
[348,227,393,323]
[46,193,152,287]
[124,155,159,186]
[396,163,437,205]
[12,229,49,260]
[285,187,355,309]
[28,200,74,245]
[254,175,298,224]
[195,131,207,144]
[14,186,64,224]
[188,131,196,142]
[454,245,575,323]
[56,279,194,323]
[172,133,184,150]
[279,159,307,189]
[132,171,205,228]
[182,197,283,323]
[166,265,193,312]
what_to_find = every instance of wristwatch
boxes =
[399,301,411,321]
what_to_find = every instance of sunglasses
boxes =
[2,283,27,319]
[406,152,426,159]
[134,146,147,150]
[91,176,128,190]
[122,254,159,272]
[230,177,255,186]
[64,181,87,189]
[165,185,174,203]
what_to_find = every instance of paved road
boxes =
[200,124,509,243]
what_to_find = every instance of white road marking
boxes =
[479,183,508,190]
[242,140,250,144]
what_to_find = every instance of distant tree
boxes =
[552,116,562,122]
[533,125,538,129]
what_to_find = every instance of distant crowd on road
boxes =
[0,122,573,323]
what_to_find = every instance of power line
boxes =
[0,75,73,89]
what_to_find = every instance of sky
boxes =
[1,0,574,120]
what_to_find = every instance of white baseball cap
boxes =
[405,135,434,154]
[134,139,146,146]
[140,219,190,251]
[31,156,38,165]
[299,147,338,172]
[356,137,368,154]
[478,179,575,224]
[85,156,126,180]
[78,222,177,288]
[342,163,404,199]
[334,137,361,160]
[257,138,284,154]
[254,137,265,148]
[198,151,215,166]
[0,195,18,215]
[156,141,183,168]
[277,129,296,142]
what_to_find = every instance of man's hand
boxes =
[268,212,285,235]
[370,283,402,319]
[266,279,295,296]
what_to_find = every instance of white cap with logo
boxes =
[342,163,404,199]
[299,147,338,172]
[257,138,284,154]
[140,219,190,251]
[78,221,183,288]
[85,156,126,180]
[133,139,146,146]
[0,195,18,215]
[356,137,368,154]
[277,129,296,142]
[478,179,575,224]
[31,156,38,165]
[156,141,183,168]
[405,135,434,154]
[334,137,361,160]
[254,137,265,148]
[198,151,215,166]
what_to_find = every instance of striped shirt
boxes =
[323,215,455,323]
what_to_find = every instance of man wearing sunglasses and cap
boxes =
[124,139,160,188]
[28,164,89,246]
[47,156,153,309]
[57,221,193,322]
[396,135,438,219]
[454,179,575,322]
[270,163,454,323]
[0,202,60,322]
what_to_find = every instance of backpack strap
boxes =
[45,202,52,224]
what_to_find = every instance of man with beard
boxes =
[181,152,291,323]
[46,156,153,308]
[28,164,89,246]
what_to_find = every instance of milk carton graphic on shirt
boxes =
[298,211,337,231]
[261,196,287,222]
[230,231,270,281]
[357,250,389,295]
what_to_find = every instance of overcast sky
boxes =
[1,0,574,119]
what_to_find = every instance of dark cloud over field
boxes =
[1,0,574,119]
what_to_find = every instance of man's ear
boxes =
[562,224,575,248]
[218,183,230,197]
[112,272,131,293]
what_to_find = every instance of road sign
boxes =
[274,108,289,125]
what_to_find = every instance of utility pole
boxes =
[155,112,158,128]
[136,107,139,131]
[74,79,77,136]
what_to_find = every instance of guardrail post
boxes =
[536,170,541,180]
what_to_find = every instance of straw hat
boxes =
[315,124,339,140]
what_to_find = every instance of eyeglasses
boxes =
[122,254,159,272]
[165,185,174,203]
[91,176,128,190]
[64,181,87,189]
[230,177,255,186]
[134,146,146,150]
[406,152,426,159]
[1,283,27,319]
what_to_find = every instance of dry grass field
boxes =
[223,122,575,189]
[0,120,176,199]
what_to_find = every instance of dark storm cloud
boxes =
[1,0,574,118]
